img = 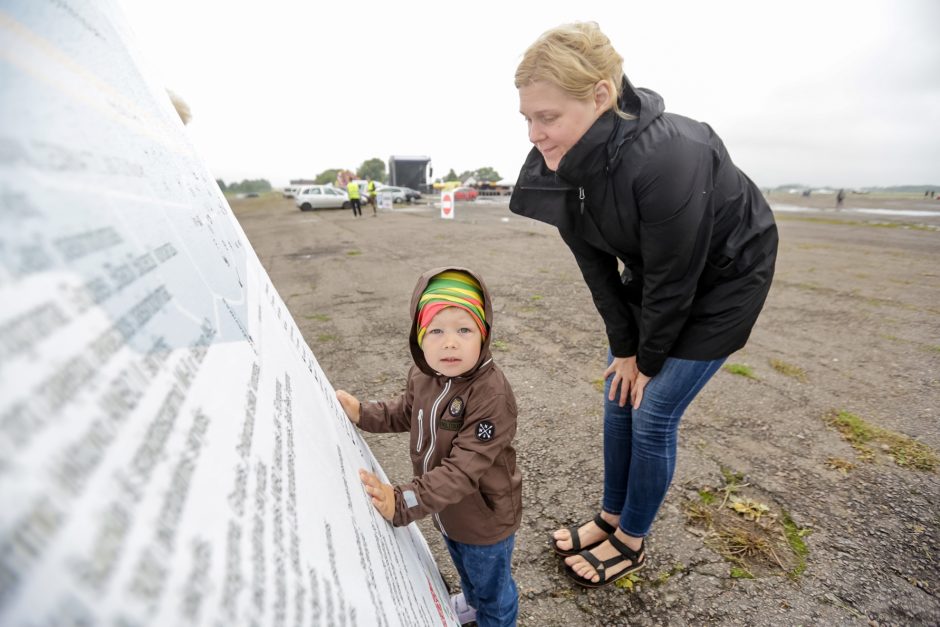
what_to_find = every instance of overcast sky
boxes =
[117,0,939,189]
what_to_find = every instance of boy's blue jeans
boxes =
[444,534,517,627]
[602,351,726,537]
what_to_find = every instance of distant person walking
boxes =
[347,180,362,217]
[511,21,778,588]
[836,188,845,209]
[367,179,378,216]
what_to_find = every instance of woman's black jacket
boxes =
[510,77,778,377]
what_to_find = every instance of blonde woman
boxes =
[511,22,777,588]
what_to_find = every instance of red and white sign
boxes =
[440,191,454,219]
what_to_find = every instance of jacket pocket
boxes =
[415,409,424,453]
[477,466,517,527]
[620,264,644,304]
[707,253,734,271]
[703,253,735,284]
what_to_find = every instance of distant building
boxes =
[388,156,431,191]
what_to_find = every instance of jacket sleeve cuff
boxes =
[391,484,421,527]
[637,348,667,377]
[609,335,638,358]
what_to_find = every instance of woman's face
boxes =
[519,80,608,172]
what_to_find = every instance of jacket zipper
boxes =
[516,184,573,192]
[416,409,424,453]
[423,379,452,536]
[579,187,585,214]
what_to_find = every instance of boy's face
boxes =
[421,306,482,377]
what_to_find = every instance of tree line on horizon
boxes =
[308,159,503,187]
[217,178,271,193]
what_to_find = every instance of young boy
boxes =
[336,267,522,627]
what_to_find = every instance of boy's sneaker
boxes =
[450,592,477,625]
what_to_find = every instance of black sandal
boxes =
[565,535,646,588]
[552,514,616,557]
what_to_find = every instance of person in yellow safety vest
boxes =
[347,180,362,217]
[366,179,378,216]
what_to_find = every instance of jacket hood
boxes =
[408,266,494,378]
[557,74,664,181]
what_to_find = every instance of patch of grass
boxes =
[684,469,806,581]
[769,358,807,382]
[530,294,543,301]
[780,510,809,579]
[827,409,878,447]
[346,250,361,256]
[794,281,826,292]
[825,410,939,471]
[305,313,331,322]
[721,466,744,485]
[928,345,940,354]
[316,334,337,342]
[713,526,782,572]
[491,339,508,351]
[685,502,713,528]
[724,363,758,380]
[698,489,717,505]
[776,215,938,232]
[591,378,606,393]
[824,457,855,474]
[613,571,643,591]
[727,496,770,522]
[652,564,686,587]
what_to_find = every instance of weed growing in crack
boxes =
[683,469,808,580]
[825,409,938,471]
[769,358,807,382]
[724,363,758,380]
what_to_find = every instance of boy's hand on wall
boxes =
[335,389,361,424]
[359,469,395,521]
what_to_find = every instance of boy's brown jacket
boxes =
[357,267,522,545]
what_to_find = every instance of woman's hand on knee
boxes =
[604,355,638,407]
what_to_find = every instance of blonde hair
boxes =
[515,22,633,119]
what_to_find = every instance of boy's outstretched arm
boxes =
[359,469,395,520]
[335,389,361,424]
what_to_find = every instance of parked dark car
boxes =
[378,186,422,203]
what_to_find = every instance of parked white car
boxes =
[294,185,351,211]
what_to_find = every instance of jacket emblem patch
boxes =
[440,417,463,431]
[475,420,495,441]
[448,396,465,418]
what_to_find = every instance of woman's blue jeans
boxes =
[602,350,726,537]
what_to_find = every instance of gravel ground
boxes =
[232,192,939,626]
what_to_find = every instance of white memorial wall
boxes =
[0,2,456,625]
